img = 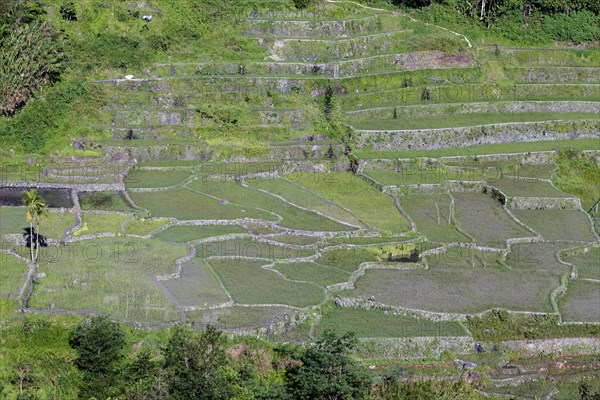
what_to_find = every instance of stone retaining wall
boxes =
[510,197,582,210]
[354,120,599,151]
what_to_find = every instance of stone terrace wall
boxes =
[354,120,599,151]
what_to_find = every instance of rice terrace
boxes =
[0,0,599,398]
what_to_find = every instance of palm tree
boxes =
[23,189,48,263]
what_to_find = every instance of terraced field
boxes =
[1,0,598,362]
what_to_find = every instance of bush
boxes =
[60,1,77,21]
[494,10,550,44]
[543,11,600,43]
[293,0,311,9]
[375,379,481,400]
[553,148,600,209]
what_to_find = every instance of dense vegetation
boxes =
[0,0,265,154]
[1,315,479,400]
[0,1,66,117]
[1,0,599,154]
[1,1,599,399]
[384,0,600,43]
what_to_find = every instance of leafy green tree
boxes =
[23,189,48,263]
[125,348,168,400]
[286,330,371,400]
[68,316,126,399]
[163,325,237,400]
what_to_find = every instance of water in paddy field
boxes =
[0,187,73,208]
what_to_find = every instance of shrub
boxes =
[543,11,600,43]
[293,0,311,9]
[60,1,77,21]
[494,10,550,44]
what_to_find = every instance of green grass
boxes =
[273,262,350,287]
[562,246,600,280]
[0,207,76,244]
[553,148,600,210]
[318,307,467,338]
[41,211,77,240]
[267,234,321,246]
[245,223,285,235]
[1,207,32,246]
[154,224,248,242]
[317,248,379,273]
[338,262,560,314]
[138,160,201,168]
[73,212,131,236]
[501,163,556,179]
[187,178,353,232]
[559,280,600,323]
[195,238,315,260]
[247,177,364,228]
[208,259,324,308]
[511,210,597,242]
[130,188,273,221]
[325,236,409,245]
[0,297,17,320]
[124,218,170,236]
[78,191,135,212]
[484,378,555,398]
[28,237,189,322]
[124,168,192,188]
[0,253,29,296]
[554,376,600,400]
[452,192,533,246]
[292,173,410,234]
[348,112,599,130]
[364,168,483,185]
[466,309,600,341]
[505,242,573,276]
[400,194,472,243]
[185,305,296,328]
[427,248,505,270]
[488,177,572,198]
[340,83,600,110]
[0,315,82,399]
[160,260,230,308]
[195,161,282,177]
[353,138,600,159]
